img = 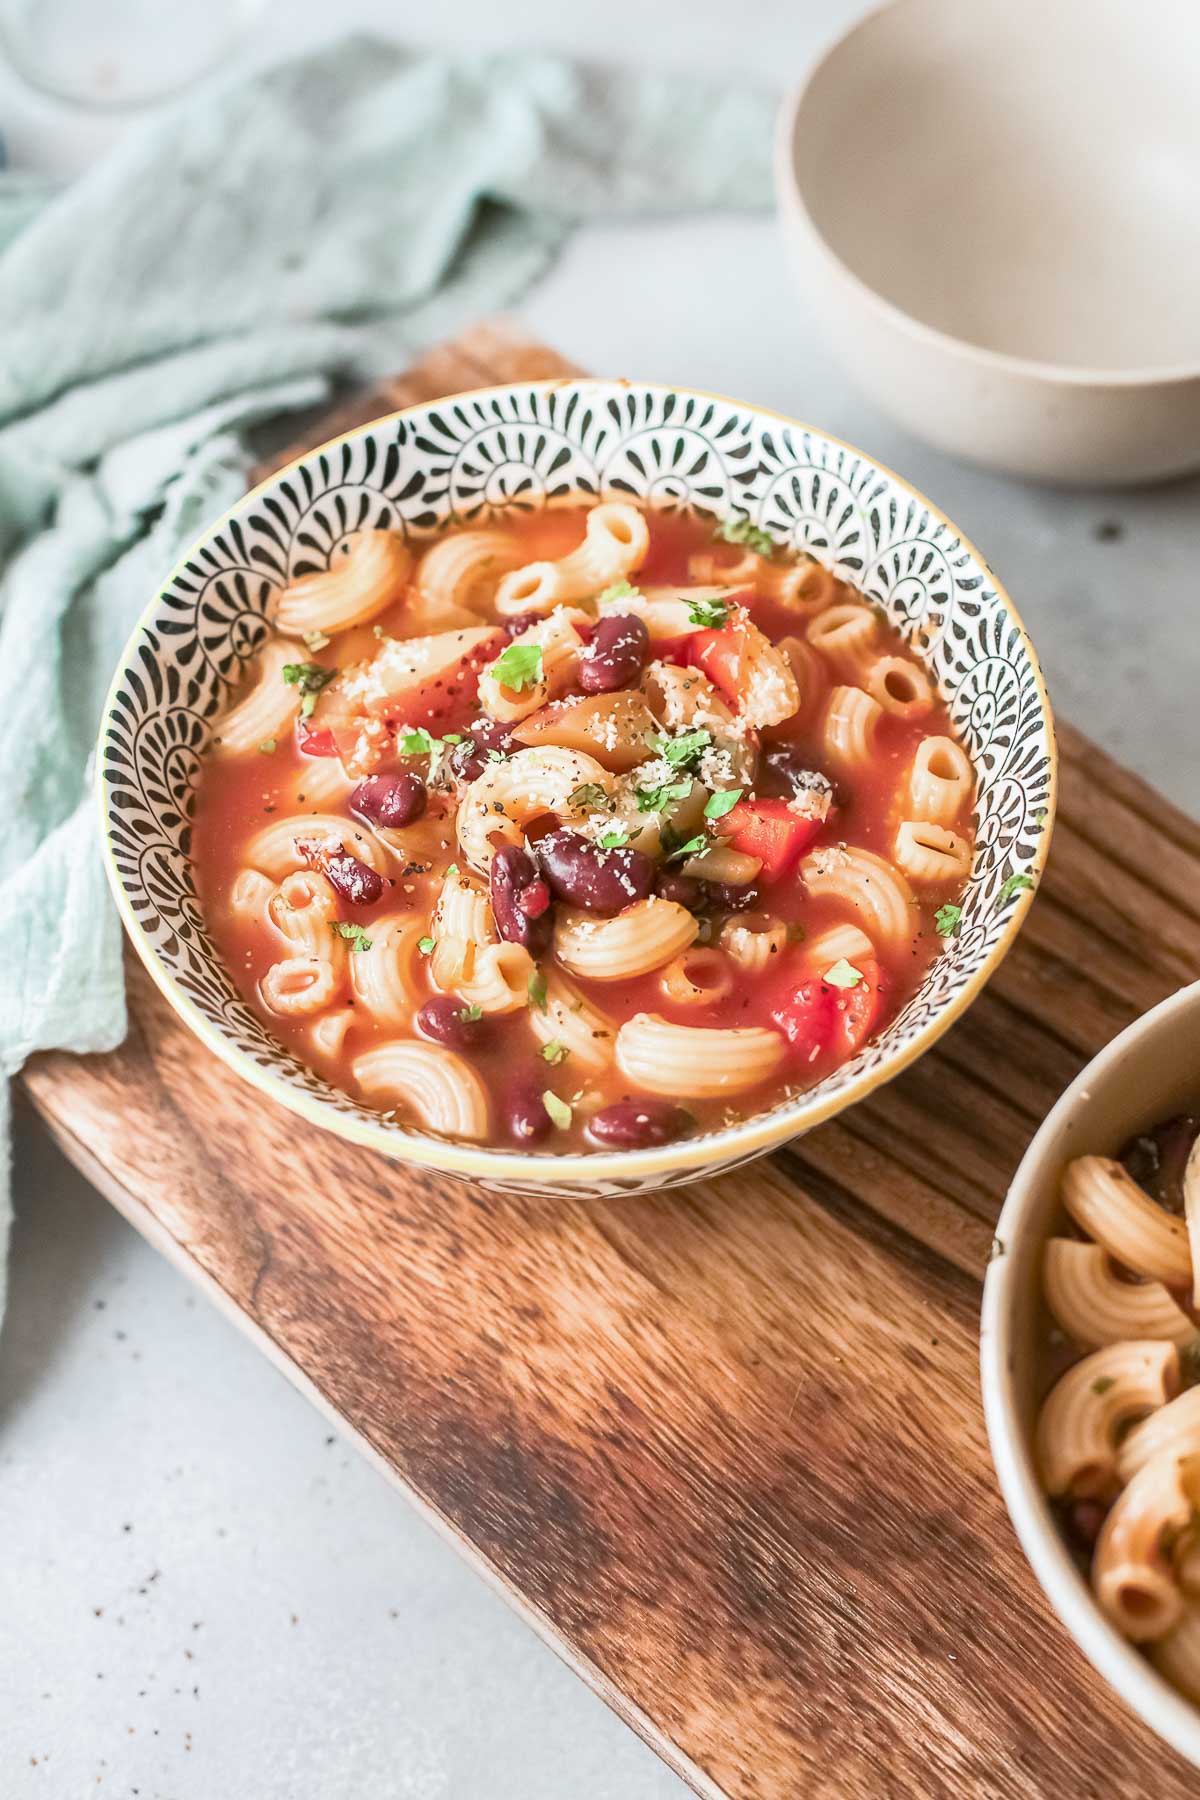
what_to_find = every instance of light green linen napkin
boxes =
[0,36,774,1318]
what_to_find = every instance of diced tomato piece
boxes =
[689,619,747,703]
[770,975,832,1055]
[719,798,822,883]
[296,722,339,757]
[829,957,884,1057]
[770,957,885,1061]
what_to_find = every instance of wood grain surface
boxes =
[23,322,1200,1800]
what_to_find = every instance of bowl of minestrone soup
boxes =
[99,380,1054,1197]
[983,981,1200,1766]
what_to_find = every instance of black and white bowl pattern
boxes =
[100,381,1055,1198]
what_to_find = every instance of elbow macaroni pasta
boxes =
[800,845,915,949]
[893,820,972,885]
[213,640,300,757]
[555,898,697,981]
[1062,1155,1193,1288]
[275,531,411,638]
[1036,1340,1179,1498]
[1042,1238,1196,1349]
[908,735,973,827]
[495,503,649,616]
[615,1013,787,1098]
[353,1041,490,1141]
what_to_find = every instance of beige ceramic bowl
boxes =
[982,980,1200,1766]
[776,0,1200,484]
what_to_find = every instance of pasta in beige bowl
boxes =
[983,981,1200,1765]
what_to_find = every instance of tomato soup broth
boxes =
[191,503,975,1151]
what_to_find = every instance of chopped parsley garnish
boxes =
[417,936,435,956]
[333,921,373,953]
[282,660,337,720]
[568,781,610,814]
[786,922,807,943]
[1092,1376,1115,1396]
[542,1090,572,1130]
[598,578,639,606]
[714,514,776,557]
[446,862,459,876]
[998,873,1035,904]
[661,829,706,862]
[823,958,863,989]
[934,903,963,937]
[257,738,277,755]
[492,641,544,693]
[398,726,438,757]
[539,1040,569,1066]
[597,829,630,849]
[654,728,712,769]
[302,629,331,652]
[635,777,692,814]
[704,787,743,820]
[1033,808,1048,826]
[486,747,507,763]
[685,595,733,630]
[458,1003,483,1023]
[527,970,548,1012]
[442,733,464,745]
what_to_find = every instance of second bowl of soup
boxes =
[100,381,1054,1195]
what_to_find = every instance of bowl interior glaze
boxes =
[99,379,1054,1195]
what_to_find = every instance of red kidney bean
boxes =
[763,748,834,806]
[416,994,486,1050]
[588,1099,694,1149]
[533,828,653,916]
[578,613,649,693]
[502,612,543,639]
[296,837,383,906]
[708,880,764,913]
[350,772,427,829]
[654,869,705,909]
[490,845,554,954]
[506,1082,553,1145]
[448,717,516,783]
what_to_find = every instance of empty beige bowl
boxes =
[776,0,1200,484]
[982,981,1200,1766]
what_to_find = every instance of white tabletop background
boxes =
[3,2,1198,1796]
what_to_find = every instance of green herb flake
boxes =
[1033,808,1048,827]
[442,733,464,745]
[597,829,630,849]
[458,1003,483,1023]
[568,781,610,814]
[998,873,1035,904]
[302,629,331,652]
[635,777,693,814]
[655,728,712,769]
[704,787,743,820]
[492,641,544,693]
[527,971,548,1013]
[399,726,438,757]
[417,936,435,956]
[934,903,963,938]
[662,831,706,863]
[685,596,733,630]
[333,921,373,953]
[786,922,807,944]
[714,514,776,558]
[823,958,863,990]
[542,1090,573,1130]
[486,747,507,763]
[1092,1376,1115,1396]
[257,738,277,755]
[446,862,459,876]
[282,661,336,694]
[598,578,638,605]
[539,1040,569,1066]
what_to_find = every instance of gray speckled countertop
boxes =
[3,2,1198,1795]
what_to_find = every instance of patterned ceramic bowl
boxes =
[98,380,1055,1198]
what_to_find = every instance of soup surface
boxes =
[191,501,976,1151]
[1034,1113,1200,1704]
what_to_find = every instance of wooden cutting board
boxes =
[23,321,1200,1800]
